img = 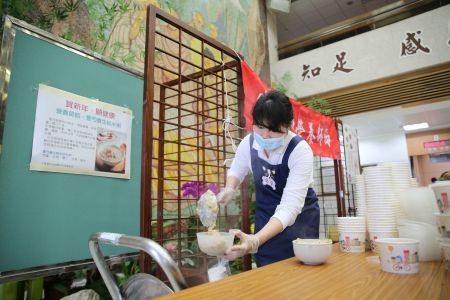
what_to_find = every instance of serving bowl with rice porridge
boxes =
[197,231,235,256]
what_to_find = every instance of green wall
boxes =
[0,28,143,272]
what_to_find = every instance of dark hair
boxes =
[252,90,293,132]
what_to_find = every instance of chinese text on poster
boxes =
[30,84,132,179]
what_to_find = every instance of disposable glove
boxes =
[224,229,260,261]
[217,187,236,206]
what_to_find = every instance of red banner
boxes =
[241,60,341,160]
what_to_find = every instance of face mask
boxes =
[254,132,285,150]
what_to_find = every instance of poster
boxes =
[343,123,360,183]
[30,84,132,179]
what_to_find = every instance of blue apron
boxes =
[251,134,320,267]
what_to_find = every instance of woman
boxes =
[218,90,320,267]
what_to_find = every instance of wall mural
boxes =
[2,1,265,218]
[2,0,267,74]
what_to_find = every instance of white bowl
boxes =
[292,238,332,265]
[197,232,234,256]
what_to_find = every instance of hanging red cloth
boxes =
[241,60,341,160]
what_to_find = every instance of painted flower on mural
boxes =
[164,243,177,253]
[163,241,195,267]
[181,181,219,198]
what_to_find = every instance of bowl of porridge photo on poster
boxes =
[95,128,127,173]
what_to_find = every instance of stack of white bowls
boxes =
[410,178,418,187]
[337,217,366,253]
[363,166,398,252]
[434,212,450,239]
[380,161,412,219]
[354,174,367,218]
[430,181,450,262]
[429,181,450,238]
[353,174,370,251]
[439,238,450,270]
[430,181,450,215]
[380,161,411,178]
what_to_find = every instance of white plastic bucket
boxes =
[338,231,366,253]
[439,238,450,270]
[369,231,398,252]
[434,213,450,238]
[376,238,419,274]
[430,182,450,213]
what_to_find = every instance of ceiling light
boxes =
[402,122,429,131]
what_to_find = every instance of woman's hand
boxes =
[224,229,259,261]
[217,187,236,206]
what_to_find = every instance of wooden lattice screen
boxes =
[141,5,249,285]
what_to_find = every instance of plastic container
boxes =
[434,213,450,238]
[438,238,450,270]
[399,187,438,223]
[397,219,440,261]
[338,231,366,253]
[207,257,231,282]
[376,238,420,274]
[430,182,450,213]
[368,231,398,252]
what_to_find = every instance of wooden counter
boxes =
[158,244,449,300]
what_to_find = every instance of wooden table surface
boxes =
[157,244,449,300]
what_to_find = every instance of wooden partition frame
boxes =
[141,5,250,282]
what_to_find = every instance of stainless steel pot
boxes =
[88,232,188,300]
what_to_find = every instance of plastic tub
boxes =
[338,231,366,253]
[399,187,438,223]
[397,220,440,261]
[376,238,420,274]
[439,239,450,270]
[430,182,450,213]
[434,213,450,238]
[369,231,398,252]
